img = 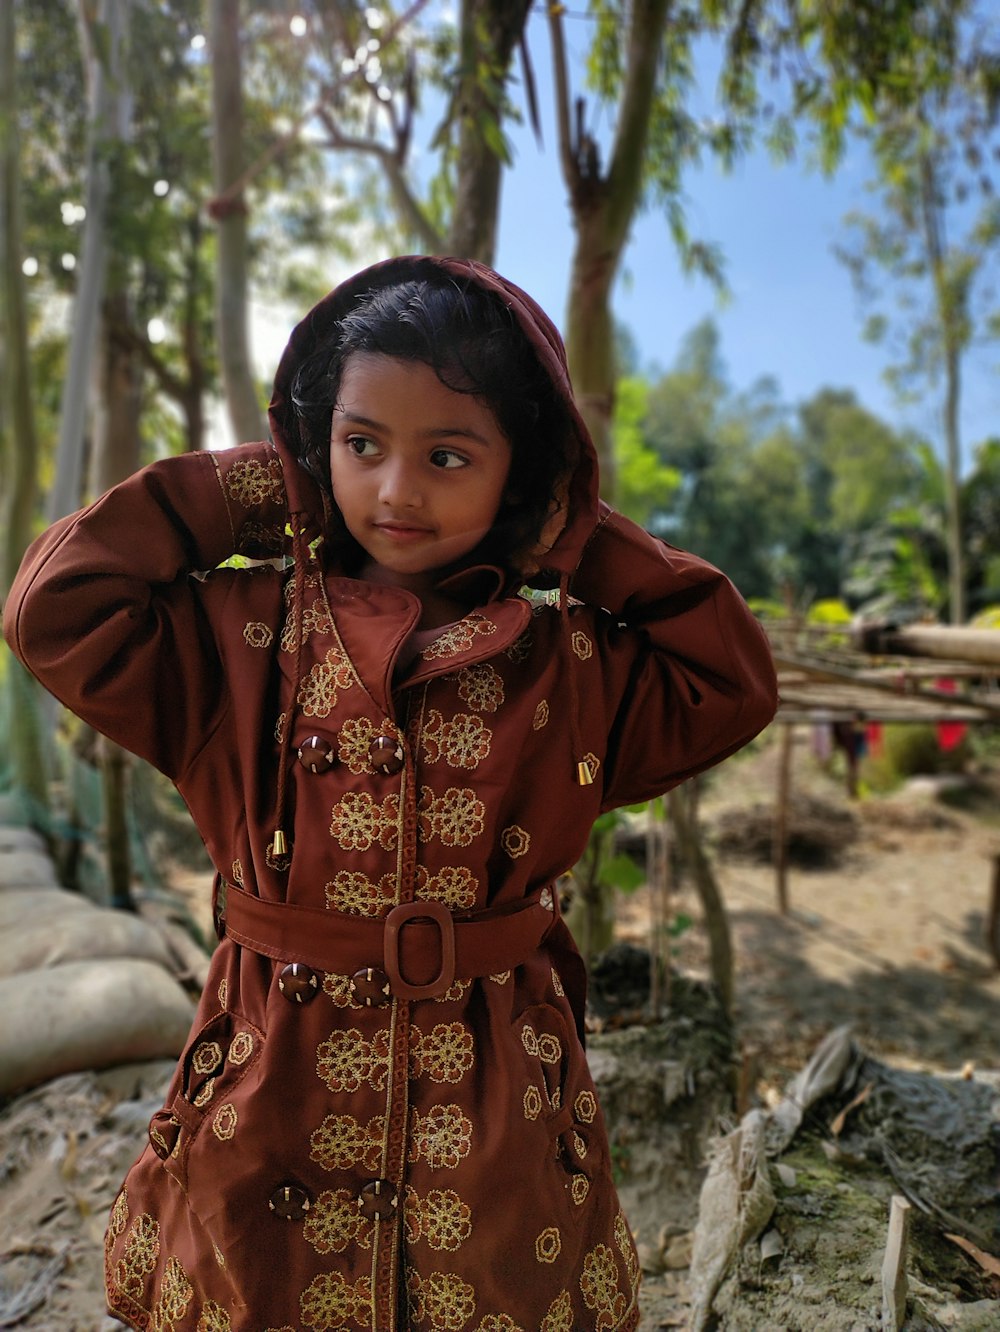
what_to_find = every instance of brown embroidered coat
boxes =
[4,258,777,1332]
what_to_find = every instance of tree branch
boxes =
[547,3,578,190]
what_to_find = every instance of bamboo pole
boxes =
[881,1194,911,1330]
[773,723,794,915]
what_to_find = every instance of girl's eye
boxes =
[346,435,379,457]
[429,448,468,469]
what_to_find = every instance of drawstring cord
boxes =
[270,519,310,868]
[558,570,594,787]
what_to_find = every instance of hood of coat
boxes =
[266,255,600,588]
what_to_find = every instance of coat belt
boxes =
[218,882,556,1000]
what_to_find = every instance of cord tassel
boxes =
[558,571,593,787]
[269,520,309,871]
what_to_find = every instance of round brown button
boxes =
[357,1178,398,1220]
[278,962,319,1004]
[351,966,391,1008]
[298,735,335,773]
[269,1182,312,1220]
[369,735,404,776]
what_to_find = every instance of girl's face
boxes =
[329,353,512,594]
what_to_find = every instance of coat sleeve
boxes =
[2,443,289,780]
[569,503,778,811]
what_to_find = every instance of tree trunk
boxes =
[446,0,531,263]
[1,0,50,822]
[669,783,733,1014]
[550,0,671,500]
[919,148,965,624]
[210,0,266,445]
[49,0,131,521]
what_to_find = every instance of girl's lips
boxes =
[374,521,434,542]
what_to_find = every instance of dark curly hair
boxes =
[288,269,576,572]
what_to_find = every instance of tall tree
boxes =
[47,0,132,521]
[307,0,531,264]
[825,1,1000,622]
[1,0,49,821]
[210,0,266,443]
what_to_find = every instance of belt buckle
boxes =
[383,901,456,1001]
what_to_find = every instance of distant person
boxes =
[5,255,777,1331]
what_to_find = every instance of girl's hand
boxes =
[520,490,569,578]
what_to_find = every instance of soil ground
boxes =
[2,732,998,1330]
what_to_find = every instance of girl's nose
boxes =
[378,460,423,509]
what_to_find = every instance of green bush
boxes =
[865,722,969,788]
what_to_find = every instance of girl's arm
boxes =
[2,444,289,780]
[570,503,778,811]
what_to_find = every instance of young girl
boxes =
[4,255,777,1332]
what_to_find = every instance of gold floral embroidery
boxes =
[575,1090,597,1123]
[298,646,355,718]
[421,614,497,660]
[153,1255,194,1329]
[191,1041,223,1077]
[571,630,594,661]
[477,1317,524,1332]
[196,1300,232,1332]
[329,791,400,852]
[536,1226,562,1264]
[409,1103,473,1170]
[537,1032,562,1065]
[523,1085,542,1120]
[416,864,478,911]
[505,631,532,663]
[310,1112,385,1174]
[521,1026,539,1057]
[532,699,549,729]
[540,1290,573,1332]
[440,713,492,768]
[115,1213,159,1298]
[228,1032,254,1065]
[615,1209,641,1288]
[337,716,378,773]
[300,1271,371,1330]
[550,963,564,992]
[213,1243,225,1268]
[324,868,395,917]
[407,1270,476,1329]
[236,520,284,554]
[193,1080,215,1109]
[280,590,334,653]
[583,751,600,777]
[572,1174,590,1205]
[274,711,286,745]
[212,1103,237,1141]
[501,824,531,859]
[218,976,229,1008]
[316,1029,389,1094]
[405,1186,473,1251]
[488,970,511,984]
[225,458,282,508]
[456,662,504,711]
[573,1130,588,1158]
[108,1189,128,1240]
[418,786,485,848]
[304,1188,372,1255]
[580,1243,627,1329]
[243,621,273,649]
[411,1021,475,1084]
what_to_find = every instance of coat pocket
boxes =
[513,1003,600,1209]
[147,1009,264,1193]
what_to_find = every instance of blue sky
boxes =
[485,8,1000,467]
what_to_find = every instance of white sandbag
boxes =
[0,958,194,1097]
[0,887,176,977]
[0,847,61,891]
